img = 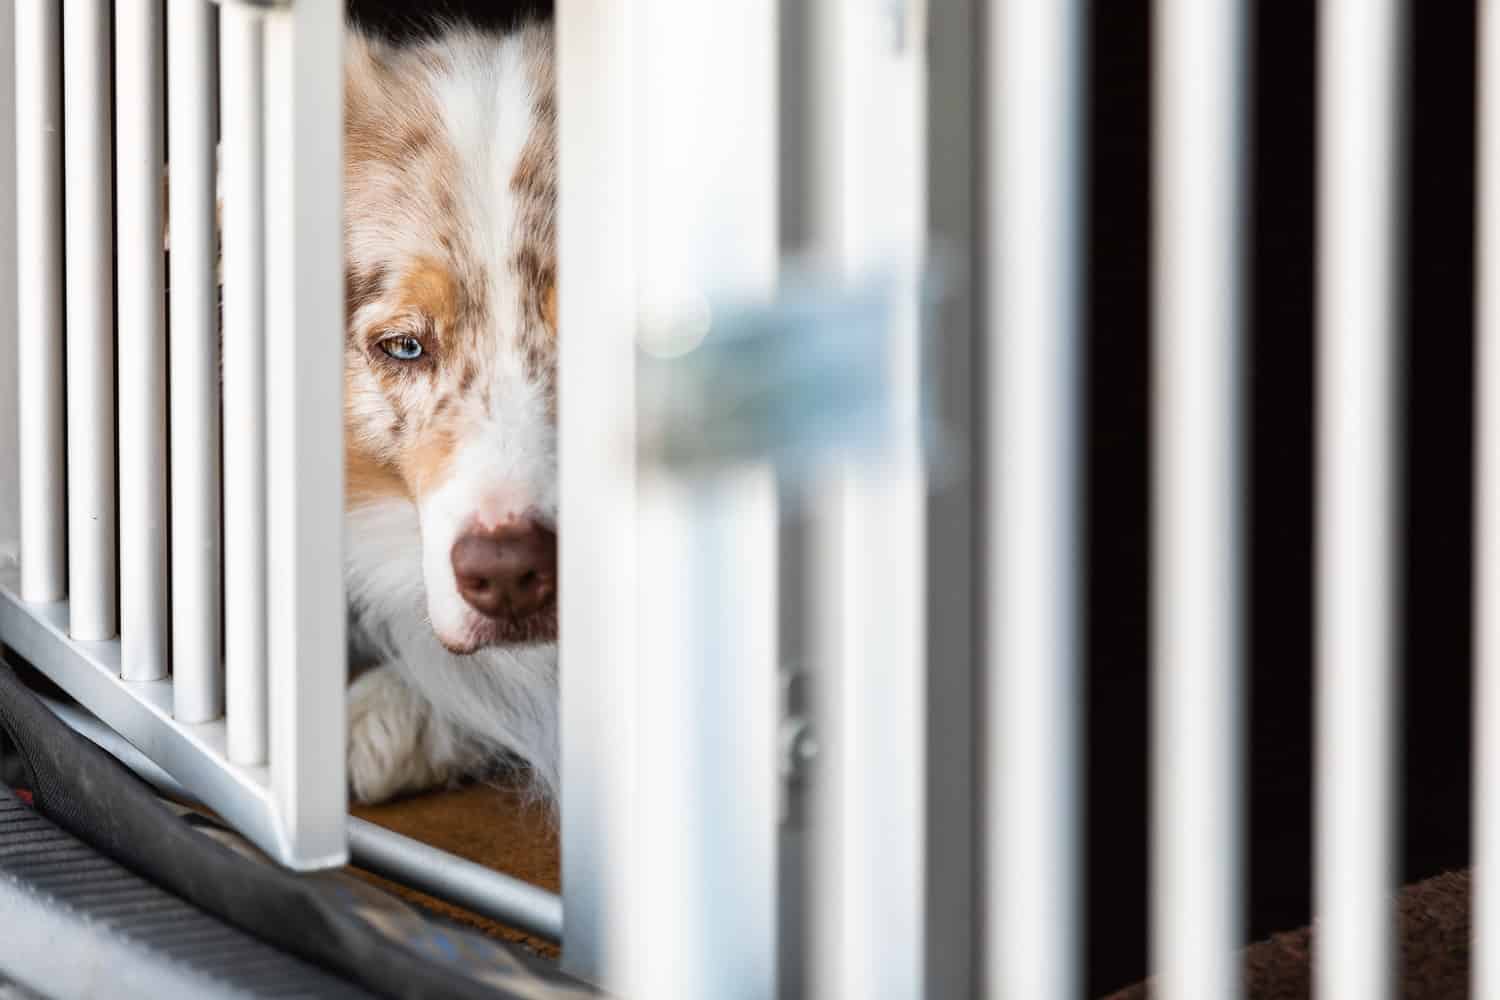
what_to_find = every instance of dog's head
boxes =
[341,25,557,655]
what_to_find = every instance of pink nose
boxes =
[450,519,557,620]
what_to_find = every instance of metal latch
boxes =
[778,663,818,827]
[636,271,902,485]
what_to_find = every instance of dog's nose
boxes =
[450,520,557,620]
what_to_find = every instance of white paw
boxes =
[347,665,461,804]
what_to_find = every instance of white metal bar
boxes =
[802,6,851,998]
[346,818,566,944]
[261,0,347,868]
[799,7,846,998]
[556,0,640,985]
[219,7,267,764]
[634,470,779,999]
[116,0,170,682]
[1151,2,1249,998]
[13,2,66,604]
[167,0,222,722]
[1476,2,1500,995]
[0,3,15,569]
[984,1,1085,997]
[629,2,780,996]
[62,0,117,642]
[805,4,929,999]
[1316,1,1405,997]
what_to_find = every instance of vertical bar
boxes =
[14,1,66,604]
[116,0,169,681]
[630,1,780,995]
[167,0,221,721]
[262,0,346,869]
[557,0,640,985]
[221,5,267,763]
[806,469,848,1000]
[773,10,812,995]
[634,470,779,1000]
[985,0,1085,997]
[923,0,980,992]
[1151,1,1249,997]
[1476,3,1500,995]
[801,6,852,997]
[811,4,930,998]
[0,3,15,568]
[62,0,117,642]
[0,3,15,575]
[1316,0,1405,996]
[793,3,930,998]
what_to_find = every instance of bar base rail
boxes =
[37,685,566,946]
[0,564,326,868]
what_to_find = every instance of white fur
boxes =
[348,664,485,803]
[345,497,559,806]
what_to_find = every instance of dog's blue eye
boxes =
[379,335,424,362]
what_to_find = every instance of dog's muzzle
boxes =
[450,518,557,623]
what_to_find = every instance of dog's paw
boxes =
[347,666,462,804]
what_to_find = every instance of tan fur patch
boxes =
[402,427,462,497]
[542,283,557,333]
[344,37,438,170]
[346,433,408,505]
[399,260,462,332]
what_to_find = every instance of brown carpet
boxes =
[1105,869,1472,1000]
[350,786,1476,996]
[349,783,561,958]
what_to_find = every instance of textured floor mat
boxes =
[350,783,561,957]
[0,786,372,999]
[0,662,597,1000]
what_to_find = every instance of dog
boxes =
[162,18,560,807]
[337,19,561,808]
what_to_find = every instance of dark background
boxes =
[347,0,552,40]
[1087,3,1478,995]
[347,2,1480,995]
